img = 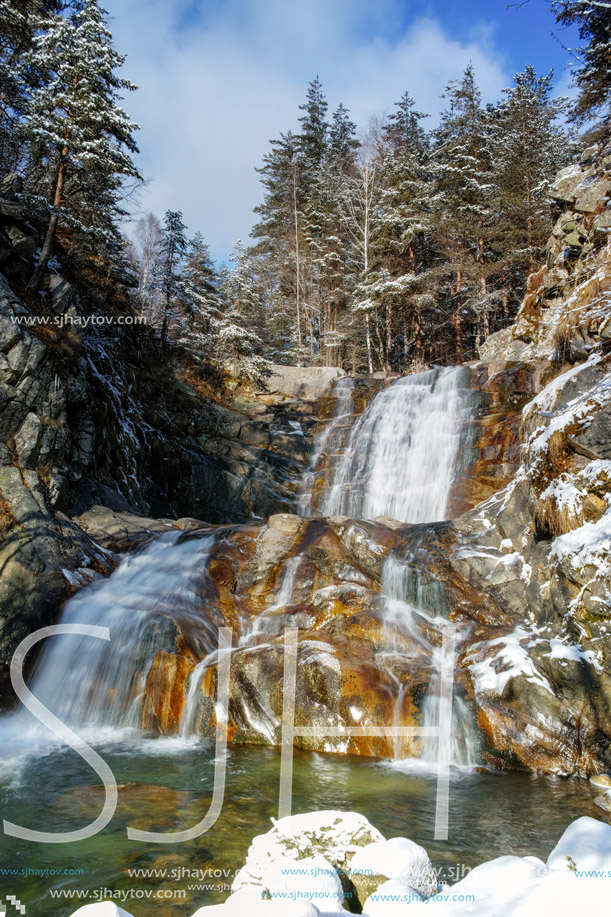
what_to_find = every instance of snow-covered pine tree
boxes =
[320,105,358,367]
[303,104,358,367]
[431,65,497,357]
[493,66,572,310]
[157,209,188,348]
[296,77,331,361]
[0,0,63,174]
[339,125,385,373]
[298,76,329,184]
[21,0,140,294]
[251,130,307,362]
[550,1,611,139]
[216,241,266,380]
[376,93,435,369]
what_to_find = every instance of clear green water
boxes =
[0,737,602,916]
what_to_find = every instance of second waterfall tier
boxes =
[304,366,474,525]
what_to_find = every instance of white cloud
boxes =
[105,0,511,260]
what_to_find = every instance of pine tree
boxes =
[298,76,329,180]
[493,67,571,307]
[376,93,434,369]
[217,241,266,379]
[21,0,141,294]
[157,209,187,348]
[550,1,611,139]
[339,127,384,372]
[251,130,306,361]
[431,65,497,356]
[0,0,63,173]
[328,103,358,165]
[313,104,357,366]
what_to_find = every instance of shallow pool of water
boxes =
[0,737,603,915]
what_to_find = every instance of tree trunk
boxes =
[454,270,463,359]
[415,309,423,369]
[365,314,373,374]
[292,171,302,362]
[27,145,69,295]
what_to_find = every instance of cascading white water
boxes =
[324,367,471,524]
[0,366,478,771]
[237,554,302,646]
[2,531,218,747]
[378,552,479,769]
[298,376,355,516]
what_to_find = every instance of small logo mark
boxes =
[0,896,26,915]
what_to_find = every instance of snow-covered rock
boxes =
[192,888,322,915]
[260,855,344,912]
[547,815,611,872]
[363,878,423,914]
[349,836,437,899]
[232,810,384,893]
[396,855,605,914]
[69,904,134,917]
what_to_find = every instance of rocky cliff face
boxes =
[1,147,611,778]
[452,142,611,774]
[113,145,611,776]
[0,177,354,697]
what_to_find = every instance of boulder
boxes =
[14,411,42,468]
[4,223,37,259]
[0,173,23,199]
[546,816,611,872]
[196,891,322,916]
[574,177,610,213]
[69,905,134,917]
[551,163,583,204]
[232,811,385,895]
[349,837,438,902]
[257,364,346,402]
[76,505,190,552]
[364,878,423,914]
[48,274,76,314]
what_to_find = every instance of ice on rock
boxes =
[546,815,611,872]
[349,836,438,898]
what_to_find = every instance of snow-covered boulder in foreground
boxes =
[546,815,611,872]
[364,878,424,914]
[232,810,384,894]
[360,817,610,915]
[69,904,134,917]
[350,836,437,900]
[239,855,344,913]
[191,889,322,916]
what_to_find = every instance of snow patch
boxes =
[467,626,553,697]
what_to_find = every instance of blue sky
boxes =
[103,0,579,262]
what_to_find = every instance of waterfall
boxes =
[0,367,478,772]
[298,376,355,516]
[378,552,479,769]
[237,554,302,646]
[1,531,218,749]
[323,367,472,524]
